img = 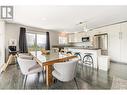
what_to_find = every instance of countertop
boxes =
[64,47,101,50]
[52,45,101,50]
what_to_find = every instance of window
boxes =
[26,32,46,51]
[37,34,46,50]
[59,36,67,44]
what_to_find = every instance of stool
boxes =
[83,53,93,68]
[66,51,72,54]
[74,52,83,75]
[74,52,82,60]
[82,53,94,81]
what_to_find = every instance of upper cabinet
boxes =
[68,33,75,43]
[106,23,127,63]
[68,32,85,43]
[120,22,127,63]
[107,24,121,62]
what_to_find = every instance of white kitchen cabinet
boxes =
[68,33,75,43]
[68,32,85,43]
[108,24,121,62]
[120,23,127,63]
[76,32,84,42]
[107,23,127,63]
[98,55,110,71]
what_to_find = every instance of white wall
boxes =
[5,23,59,60]
[0,20,5,64]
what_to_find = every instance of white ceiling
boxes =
[9,6,127,32]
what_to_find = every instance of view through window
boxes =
[26,32,46,51]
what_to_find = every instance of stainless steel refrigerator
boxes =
[94,34,108,55]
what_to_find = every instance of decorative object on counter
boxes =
[41,48,50,55]
[51,48,59,53]
[60,49,67,54]
[9,39,17,46]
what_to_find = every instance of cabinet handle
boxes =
[119,32,122,39]
[119,32,120,39]
[121,32,122,39]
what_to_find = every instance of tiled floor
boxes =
[0,62,127,89]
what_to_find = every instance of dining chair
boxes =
[18,53,33,60]
[17,57,44,89]
[52,58,79,89]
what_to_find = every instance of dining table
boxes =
[30,51,77,87]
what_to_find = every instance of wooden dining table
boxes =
[30,51,77,87]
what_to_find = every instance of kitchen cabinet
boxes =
[107,24,121,62]
[120,23,127,63]
[76,32,85,42]
[98,55,110,71]
[68,32,85,43]
[68,33,75,43]
[108,23,127,63]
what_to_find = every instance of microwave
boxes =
[82,37,90,42]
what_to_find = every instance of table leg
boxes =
[45,65,53,87]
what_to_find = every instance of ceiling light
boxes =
[42,18,47,21]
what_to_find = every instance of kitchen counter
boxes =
[65,47,101,69]
[64,46,101,50]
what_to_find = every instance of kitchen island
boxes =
[64,47,101,69]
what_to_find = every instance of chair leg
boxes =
[42,71,45,83]
[23,75,28,89]
[74,77,79,89]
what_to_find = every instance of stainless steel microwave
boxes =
[82,37,90,42]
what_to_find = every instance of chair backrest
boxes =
[53,58,79,82]
[17,57,36,75]
[18,53,33,60]
[74,52,82,60]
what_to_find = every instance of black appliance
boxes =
[82,37,90,42]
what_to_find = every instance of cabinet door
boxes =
[108,24,121,62]
[75,32,84,42]
[68,33,75,43]
[120,23,127,63]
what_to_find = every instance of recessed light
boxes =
[42,18,47,21]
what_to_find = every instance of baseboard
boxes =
[111,60,127,65]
